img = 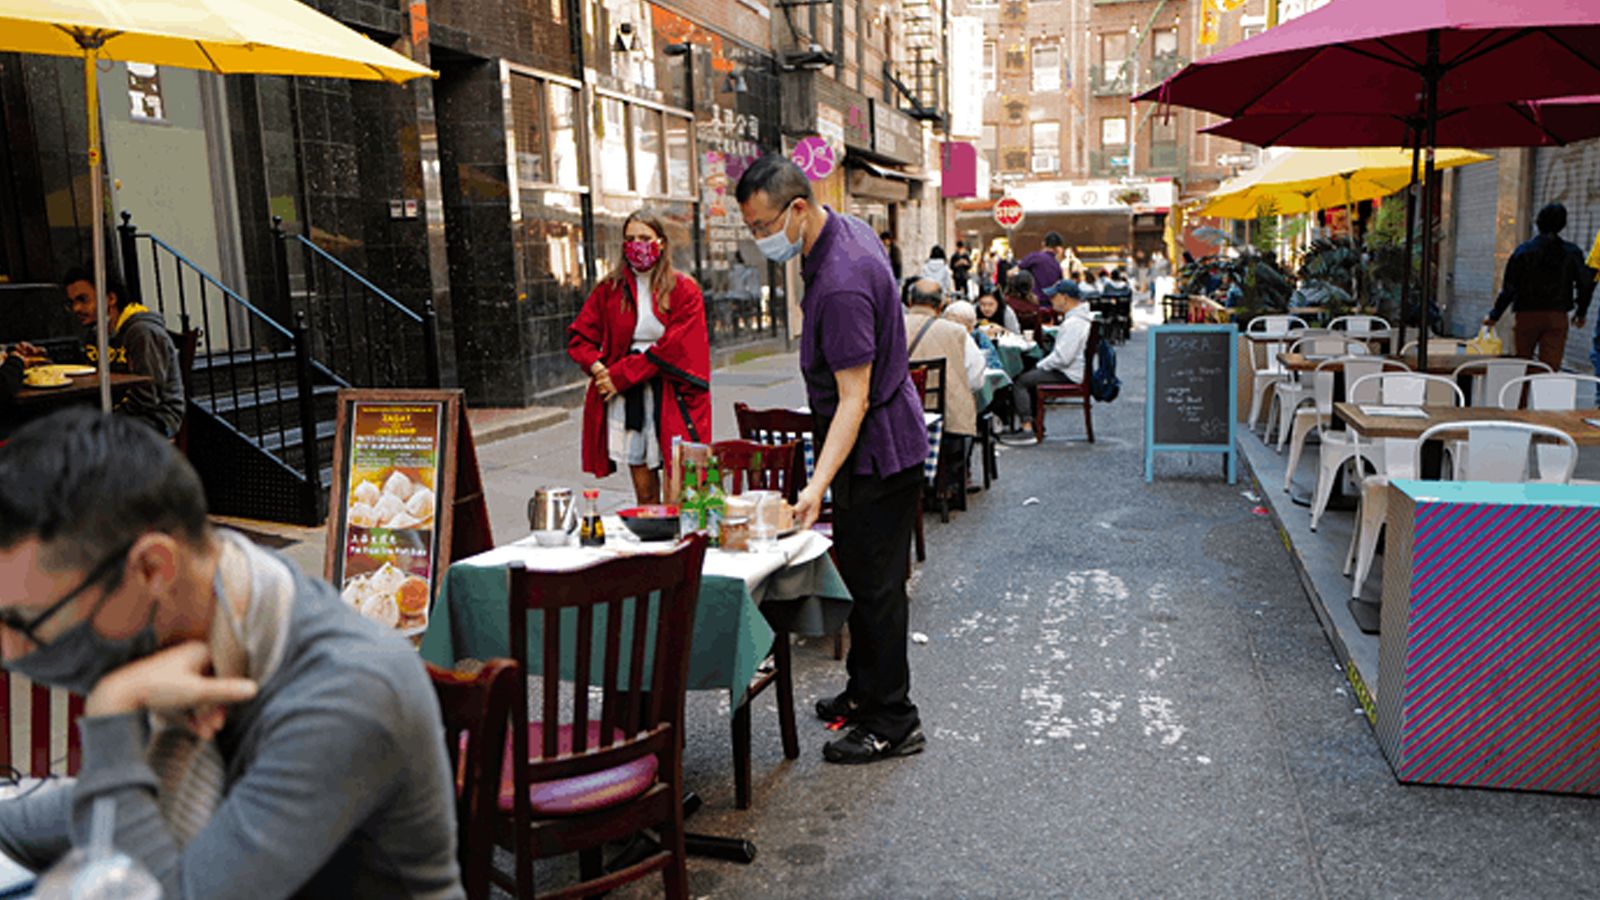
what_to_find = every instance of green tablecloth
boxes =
[975,367,1012,411]
[994,342,1042,378]
[418,534,852,712]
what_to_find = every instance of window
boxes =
[982,124,999,171]
[1005,45,1026,71]
[1101,32,1128,70]
[1030,121,1060,172]
[665,114,693,198]
[633,107,664,196]
[511,74,547,186]
[1152,28,1179,57]
[1151,112,1177,144]
[598,96,631,193]
[548,85,580,189]
[126,63,166,122]
[1101,116,1127,146]
[983,42,996,92]
[1031,44,1061,93]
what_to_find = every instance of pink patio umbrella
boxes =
[1199,96,1600,150]
[1137,0,1600,370]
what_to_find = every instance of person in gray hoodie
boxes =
[918,245,955,295]
[60,268,185,438]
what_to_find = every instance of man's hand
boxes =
[793,483,824,530]
[1573,314,1587,329]
[1481,316,1496,328]
[85,641,258,719]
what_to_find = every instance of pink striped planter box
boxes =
[1376,481,1600,794]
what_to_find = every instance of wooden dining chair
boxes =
[426,659,519,900]
[710,438,803,808]
[500,535,707,900]
[908,358,959,523]
[1034,321,1100,443]
[0,671,84,777]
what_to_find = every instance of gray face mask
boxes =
[3,545,203,697]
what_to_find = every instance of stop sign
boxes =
[994,196,1025,230]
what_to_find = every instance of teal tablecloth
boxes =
[975,367,1012,411]
[419,535,852,712]
[993,342,1042,378]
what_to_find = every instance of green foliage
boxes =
[1296,236,1363,315]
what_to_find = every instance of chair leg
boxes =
[832,629,845,661]
[579,848,604,893]
[1033,399,1046,441]
[1351,489,1388,599]
[657,801,690,900]
[1283,416,1314,493]
[1083,398,1094,443]
[732,699,752,810]
[774,633,799,760]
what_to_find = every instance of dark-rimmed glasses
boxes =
[0,543,131,651]
[747,197,797,239]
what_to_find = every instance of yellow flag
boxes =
[1199,0,1221,46]
[1587,228,1600,280]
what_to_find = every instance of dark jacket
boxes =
[79,304,185,438]
[1489,233,1596,322]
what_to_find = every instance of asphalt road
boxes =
[485,335,1599,899]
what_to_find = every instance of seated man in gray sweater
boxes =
[0,409,463,899]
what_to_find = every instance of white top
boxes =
[1040,304,1094,384]
[632,272,664,350]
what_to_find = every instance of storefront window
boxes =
[665,114,693,198]
[598,95,631,193]
[510,75,547,186]
[549,85,581,189]
[633,107,664,197]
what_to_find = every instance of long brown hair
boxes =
[603,209,677,314]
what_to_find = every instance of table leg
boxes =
[608,791,758,869]
[774,634,800,760]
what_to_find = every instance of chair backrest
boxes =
[711,439,799,500]
[908,358,946,419]
[426,659,519,900]
[1398,338,1469,356]
[1248,314,1309,335]
[505,535,707,853]
[1498,373,1600,411]
[733,403,819,510]
[1347,371,1465,408]
[1416,421,1578,484]
[1289,335,1368,358]
[1450,359,1548,407]
[0,672,84,778]
[1328,315,1391,336]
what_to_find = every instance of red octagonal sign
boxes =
[994,196,1025,230]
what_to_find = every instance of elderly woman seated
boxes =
[944,300,1003,371]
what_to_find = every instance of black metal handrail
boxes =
[120,211,332,523]
[276,217,442,390]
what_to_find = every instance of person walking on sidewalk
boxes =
[1483,203,1594,371]
[568,209,712,503]
[737,155,926,765]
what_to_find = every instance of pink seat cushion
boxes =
[482,723,658,816]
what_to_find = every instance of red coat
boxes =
[567,272,712,477]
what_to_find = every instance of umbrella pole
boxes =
[1398,127,1421,360]
[1417,31,1441,375]
[79,46,112,413]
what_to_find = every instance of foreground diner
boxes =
[0,409,462,899]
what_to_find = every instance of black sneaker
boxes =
[814,691,861,722]
[822,726,926,764]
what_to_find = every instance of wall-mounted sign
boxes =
[871,100,922,166]
[793,135,837,181]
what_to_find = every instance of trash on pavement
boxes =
[911,632,929,645]
[1023,497,1041,506]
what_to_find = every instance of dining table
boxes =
[1334,403,1600,446]
[13,371,151,408]
[975,367,1012,412]
[991,335,1041,379]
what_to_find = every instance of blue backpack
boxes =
[1090,339,1120,402]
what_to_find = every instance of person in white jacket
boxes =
[918,245,955,295]
[1006,278,1093,438]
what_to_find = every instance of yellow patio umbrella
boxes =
[1195,147,1491,220]
[0,0,435,410]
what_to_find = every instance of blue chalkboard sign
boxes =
[1144,324,1237,483]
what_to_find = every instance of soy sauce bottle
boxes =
[579,489,606,547]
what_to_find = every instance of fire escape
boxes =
[884,0,945,122]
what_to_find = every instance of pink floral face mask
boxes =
[624,239,662,272]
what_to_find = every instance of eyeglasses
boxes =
[0,542,132,651]
[747,198,796,239]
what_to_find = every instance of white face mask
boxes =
[755,204,803,263]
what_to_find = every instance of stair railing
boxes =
[274,217,441,390]
[121,211,333,523]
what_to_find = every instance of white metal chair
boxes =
[1267,336,1373,446]
[1497,372,1600,483]
[1344,420,1576,599]
[1311,371,1463,533]
[1327,315,1392,337]
[1453,358,1552,407]
[1245,316,1312,433]
[1282,357,1409,492]
[1398,338,1470,356]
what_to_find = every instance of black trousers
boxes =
[1013,367,1077,420]
[831,463,922,742]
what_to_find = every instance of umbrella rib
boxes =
[1507,101,1566,147]
[1261,114,1312,148]
[194,41,223,74]
[1540,28,1600,81]
[1444,29,1533,70]
[1221,47,1326,117]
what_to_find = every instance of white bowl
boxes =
[531,530,572,547]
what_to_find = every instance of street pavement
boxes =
[277,328,1600,898]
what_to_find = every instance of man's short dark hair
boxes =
[61,266,130,307]
[880,231,893,242]
[1043,232,1064,249]
[0,408,208,570]
[955,240,966,249]
[1536,203,1567,235]
[928,245,946,260]
[735,155,813,207]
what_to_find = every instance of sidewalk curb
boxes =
[470,407,570,446]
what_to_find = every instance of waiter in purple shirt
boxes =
[1016,232,1066,305]
[737,155,926,765]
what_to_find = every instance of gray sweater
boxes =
[0,542,464,899]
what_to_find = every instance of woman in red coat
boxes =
[567,210,712,503]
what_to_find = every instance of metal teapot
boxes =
[528,487,578,546]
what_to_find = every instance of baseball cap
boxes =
[1042,279,1080,299]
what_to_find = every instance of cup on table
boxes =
[1022,329,1035,344]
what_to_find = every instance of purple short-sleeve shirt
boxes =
[799,210,927,478]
